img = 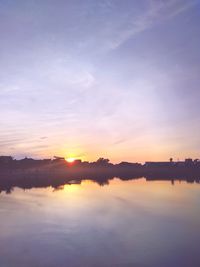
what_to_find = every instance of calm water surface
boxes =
[0,178,200,267]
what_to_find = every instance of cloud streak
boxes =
[103,0,198,50]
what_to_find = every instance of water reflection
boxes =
[0,178,200,267]
[0,171,200,195]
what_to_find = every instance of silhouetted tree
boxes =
[96,158,110,165]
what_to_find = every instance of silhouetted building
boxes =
[185,158,194,166]
[53,156,65,162]
[145,161,173,167]
[73,159,82,164]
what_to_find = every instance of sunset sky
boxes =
[1,0,200,162]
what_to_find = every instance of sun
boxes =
[65,157,75,163]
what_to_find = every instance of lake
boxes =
[0,178,200,267]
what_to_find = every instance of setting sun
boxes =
[65,157,75,163]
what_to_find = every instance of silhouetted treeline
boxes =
[0,156,200,194]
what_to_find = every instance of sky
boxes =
[0,0,200,163]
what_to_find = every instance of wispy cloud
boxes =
[105,0,198,49]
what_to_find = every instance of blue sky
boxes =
[0,0,200,162]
